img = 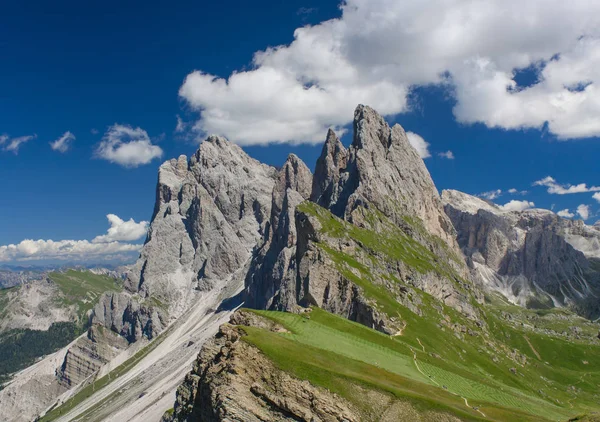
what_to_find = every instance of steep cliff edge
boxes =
[443,189,600,317]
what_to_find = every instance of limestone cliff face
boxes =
[244,154,312,310]
[320,105,461,253]
[246,105,478,330]
[57,325,129,387]
[93,136,277,342]
[443,189,600,317]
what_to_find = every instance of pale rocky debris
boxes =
[443,189,600,317]
[0,279,74,332]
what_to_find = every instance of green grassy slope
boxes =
[240,308,599,421]
[237,201,600,421]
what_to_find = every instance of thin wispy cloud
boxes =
[1,134,36,154]
[49,131,75,153]
[437,150,455,160]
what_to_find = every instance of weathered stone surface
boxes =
[245,154,312,310]
[57,324,129,387]
[443,189,600,317]
[310,129,348,208]
[251,106,480,324]
[166,311,359,422]
[96,136,277,342]
[320,105,461,253]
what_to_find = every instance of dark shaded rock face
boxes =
[443,189,600,318]
[244,154,313,310]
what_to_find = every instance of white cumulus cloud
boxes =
[406,132,431,159]
[577,204,590,220]
[557,209,575,218]
[50,131,75,153]
[179,0,600,144]
[92,214,149,243]
[593,192,600,203]
[533,176,600,195]
[95,124,163,168]
[500,200,535,212]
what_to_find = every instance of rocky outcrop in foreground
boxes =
[166,311,358,422]
[443,189,600,317]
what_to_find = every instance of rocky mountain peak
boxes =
[443,190,600,317]
[325,104,460,252]
[310,128,348,208]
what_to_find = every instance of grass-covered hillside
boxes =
[234,201,600,421]
[49,269,123,323]
[240,307,599,421]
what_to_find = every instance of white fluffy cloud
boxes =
[0,214,147,263]
[533,176,600,195]
[500,200,535,212]
[437,150,455,160]
[593,192,600,203]
[557,209,575,218]
[92,214,149,243]
[406,132,431,159]
[179,0,600,144]
[1,134,36,154]
[95,124,163,167]
[50,131,75,153]
[577,204,590,220]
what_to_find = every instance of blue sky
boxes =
[1,0,600,264]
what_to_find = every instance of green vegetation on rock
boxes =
[49,270,123,323]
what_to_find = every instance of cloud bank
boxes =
[0,214,148,263]
[533,176,600,195]
[179,0,600,145]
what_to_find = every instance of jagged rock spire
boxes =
[311,129,348,208]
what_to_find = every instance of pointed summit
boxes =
[310,129,348,208]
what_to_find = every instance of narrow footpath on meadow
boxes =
[411,337,487,418]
